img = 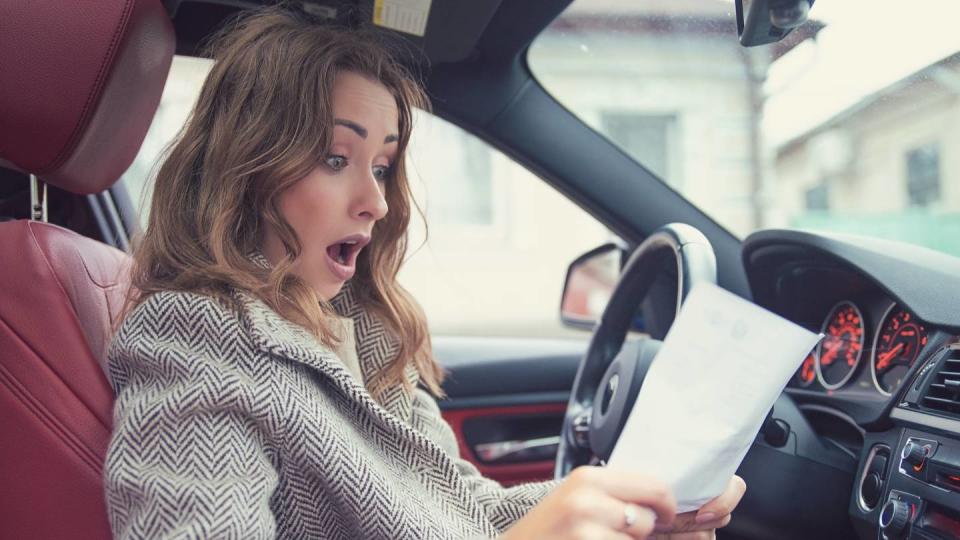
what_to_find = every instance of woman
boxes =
[104,7,744,539]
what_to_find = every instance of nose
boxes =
[352,171,389,222]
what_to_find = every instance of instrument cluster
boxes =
[792,299,928,396]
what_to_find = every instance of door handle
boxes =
[473,435,560,464]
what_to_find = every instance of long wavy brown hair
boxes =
[128,7,443,398]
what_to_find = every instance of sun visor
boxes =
[367,0,502,63]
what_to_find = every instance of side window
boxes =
[423,130,495,226]
[124,56,213,224]
[402,113,613,337]
[124,56,614,339]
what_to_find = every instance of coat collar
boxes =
[238,253,418,422]
[232,284,476,506]
[232,256,473,494]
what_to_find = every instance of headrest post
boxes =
[30,175,48,223]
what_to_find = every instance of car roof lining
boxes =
[167,0,514,64]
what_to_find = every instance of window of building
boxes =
[600,113,677,186]
[804,181,829,211]
[906,144,941,207]
[409,120,493,226]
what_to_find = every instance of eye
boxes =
[372,164,392,182]
[325,155,348,171]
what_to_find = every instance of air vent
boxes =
[920,347,960,415]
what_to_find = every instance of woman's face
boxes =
[262,71,398,301]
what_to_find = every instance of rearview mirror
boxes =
[736,0,813,47]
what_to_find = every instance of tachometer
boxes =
[871,304,928,396]
[816,301,865,390]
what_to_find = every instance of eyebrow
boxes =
[334,118,398,144]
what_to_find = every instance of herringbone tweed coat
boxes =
[104,282,557,539]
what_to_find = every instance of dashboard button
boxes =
[902,441,930,471]
[879,499,910,538]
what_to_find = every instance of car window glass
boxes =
[529,0,960,258]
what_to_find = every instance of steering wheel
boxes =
[555,223,717,478]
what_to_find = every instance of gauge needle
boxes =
[821,340,840,366]
[877,343,904,370]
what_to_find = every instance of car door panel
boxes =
[435,336,585,484]
[442,403,567,485]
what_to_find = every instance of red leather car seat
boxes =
[0,1,173,538]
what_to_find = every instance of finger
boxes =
[702,514,732,530]
[656,512,730,533]
[695,475,746,523]
[574,491,658,538]
[588,468,678,526]
[653,530,716,540]
[621,503,658,539]
[569,523,634,540]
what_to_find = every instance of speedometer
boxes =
[871,304,928,396]
[815,301,865,390]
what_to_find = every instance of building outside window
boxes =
[601,113,677,187]
[426,129,493,226]
[804,181,829,211]
[906,143,941,207]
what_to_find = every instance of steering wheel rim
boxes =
[555,223,717,478]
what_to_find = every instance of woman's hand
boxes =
[651,475,747,539]
[499,466,678,540]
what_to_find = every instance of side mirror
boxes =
[561,242,681,337]
[560,244,622,330]
[736,0,813,47]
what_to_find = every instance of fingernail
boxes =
[654,523,673,533]
[695,512,717,524]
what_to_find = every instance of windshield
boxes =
[529,0,960,257]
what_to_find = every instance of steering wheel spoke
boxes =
[571,408,592,449]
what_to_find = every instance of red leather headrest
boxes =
[0,0,174,194]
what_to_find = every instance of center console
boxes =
[870,430,960,539]
[852,345,960,539]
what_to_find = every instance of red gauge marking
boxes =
[797,352,816,386]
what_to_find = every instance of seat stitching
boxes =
[0,321,105,475]
[16,222,114,432]
[43,0,136,172]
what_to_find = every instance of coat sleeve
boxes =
[103,298,280,539]
[409,389,560,534]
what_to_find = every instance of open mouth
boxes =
[324,235,370,281]
[326,240,361,265]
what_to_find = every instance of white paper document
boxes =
[608,282,820,512]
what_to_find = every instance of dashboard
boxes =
[741,229,960,540]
